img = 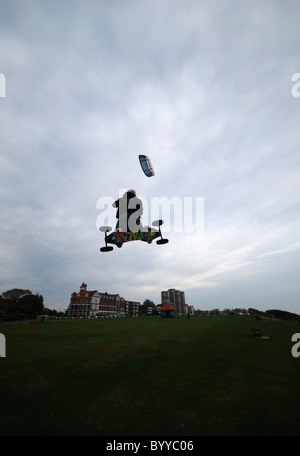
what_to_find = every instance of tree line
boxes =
[248,307,300,321]
[0,288,56,321]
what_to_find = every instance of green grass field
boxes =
[0,315,299,436]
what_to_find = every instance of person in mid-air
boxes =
[112,190,143,232]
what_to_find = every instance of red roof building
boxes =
[160,303,176,318]
[67,283,97,318]
[67,284,139,318]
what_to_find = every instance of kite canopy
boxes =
[139,155,155,177]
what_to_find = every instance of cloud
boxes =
[256,241,300,260]
[0,0,300,314]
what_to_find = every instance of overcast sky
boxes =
[1,0,300,313]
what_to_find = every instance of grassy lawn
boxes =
[0,315,299,436]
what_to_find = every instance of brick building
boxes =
[67,283,97,318]
[67,283,140,318]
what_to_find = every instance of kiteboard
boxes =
[99,219,168,252]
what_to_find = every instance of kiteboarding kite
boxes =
[139,155,155,177]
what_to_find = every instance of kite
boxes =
[138,155,155,177]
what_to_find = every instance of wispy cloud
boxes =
[256,241,300,260]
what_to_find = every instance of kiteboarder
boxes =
[113,190,143,232]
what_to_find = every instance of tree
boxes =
[140,299,157,315]
[2,288,32,302]
[265,309,300,321]
[0,289,44,320]
[19,294,44,318]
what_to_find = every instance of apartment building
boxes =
[161,288,186,315]
[124,300,140,316]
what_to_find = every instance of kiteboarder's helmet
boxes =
[126,189,136,198]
